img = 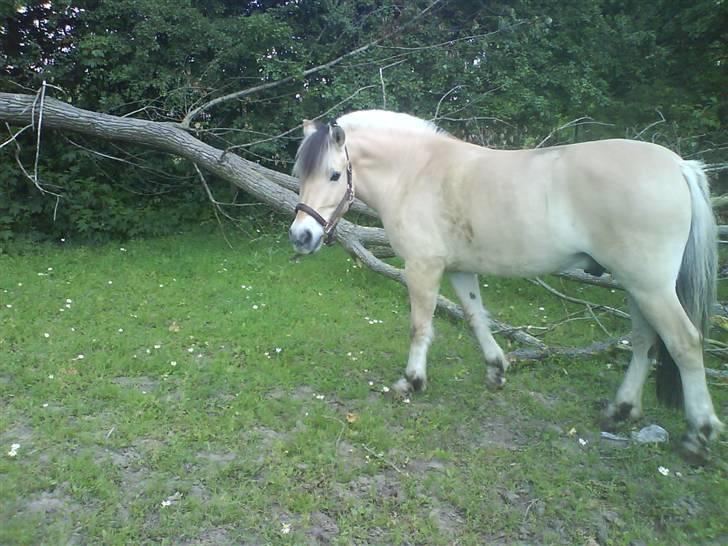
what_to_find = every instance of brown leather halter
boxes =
[294,145,355,245]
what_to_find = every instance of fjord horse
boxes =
[288,110,722,459]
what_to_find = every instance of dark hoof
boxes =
[680,431,710,466]
[486,361,506,390]
[407,375,426,392]
[391,378,412,397]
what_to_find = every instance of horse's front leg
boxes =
[392,258,445,395]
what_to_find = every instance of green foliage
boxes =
[1,0,726,240]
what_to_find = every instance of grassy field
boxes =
[1,225,726,545]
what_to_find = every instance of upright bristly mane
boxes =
[336,110,441,136]
[293,110,442,180]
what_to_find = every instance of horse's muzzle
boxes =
[289,218,323,254]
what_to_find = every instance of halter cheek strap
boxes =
[294,147,355,245]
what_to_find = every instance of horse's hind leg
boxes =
[603,295,657,429]
[392,258,445,395]
[449,272,508,389]
[630,287,723,454]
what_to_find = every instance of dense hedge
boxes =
[1,0,725,241]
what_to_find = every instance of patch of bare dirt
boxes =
[334,471,406,504]
[429,502,466,538]
[24,490,79,516]
[112,375,159,392]
[196,450,237,464]
[306,511,340,544]
[179,527,239,545]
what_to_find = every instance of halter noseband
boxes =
[294,140,355,245]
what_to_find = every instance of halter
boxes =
[294,139,355,245]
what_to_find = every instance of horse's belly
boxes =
[447,240,583,277]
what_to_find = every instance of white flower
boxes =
[252,304,259,310]
[658,466,670,476]
[44,333,50,338]
[381,386,390,393]
[66,299,72,304]
[108,280,113,285]
[170,361,177,367]
[153,344,161,349]
[7,443,20,457]
[280,523,291,535]
[578,437,588,446]
[160,491,182,507]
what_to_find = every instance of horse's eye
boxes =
[330,171,341,182]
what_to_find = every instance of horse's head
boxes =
[289,120,353,254]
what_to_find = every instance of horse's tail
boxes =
[656,160,717,407]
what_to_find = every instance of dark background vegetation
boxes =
[1,0,726,243]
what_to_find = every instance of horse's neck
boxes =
[349,131,428,215]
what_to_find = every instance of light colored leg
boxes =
[631,287,723,448]
[449,272,508,388]
[605,296,657,424]
[392,258,444,395]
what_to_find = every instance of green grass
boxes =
[1,226,726,545]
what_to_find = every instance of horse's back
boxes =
[409,138,693,277]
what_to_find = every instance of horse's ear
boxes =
[302,119,316,138]
[330,124,346,149]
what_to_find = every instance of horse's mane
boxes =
[336,110,441,136]
[293,110,441,180]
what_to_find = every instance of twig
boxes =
[632,109,666,141]
[194,163,234,249]
[434,85,463,121]
[1,122,32,149]
[536,117,615,148]
[379,59,407,109]
[530,278,629,319]
[586,304,613,337]
[221,85,377,156]
[361,444,407,475]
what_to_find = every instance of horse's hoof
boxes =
[603,401,639,423]
[391,377,413,397]
[680,430,710,466]
[486,366,506,390]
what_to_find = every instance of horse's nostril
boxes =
[301,229,312,245]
